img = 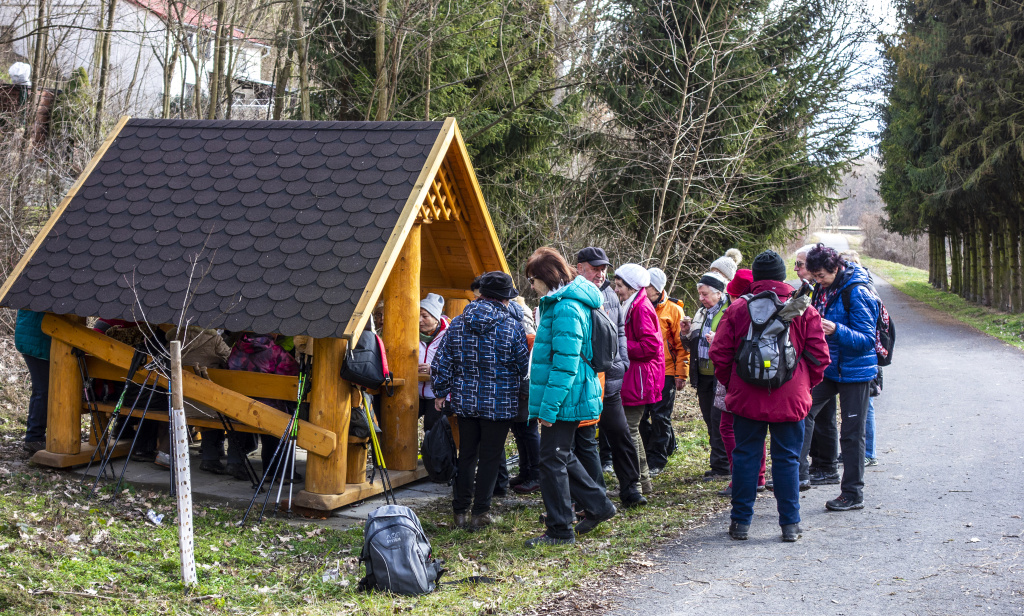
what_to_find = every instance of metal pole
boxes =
[169,341,197,588]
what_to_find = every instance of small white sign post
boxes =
[169,341,197,588]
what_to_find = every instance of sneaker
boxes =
[512,478,541,494]
[199,459,228,475]
[764,478,773,491]
[757,483,766,493]
[574,505,616,535]
[810,470,840,485]
[23,441,46,454]
[525,534,575,548]
[648,467,663,477]
[825,495,864,511]
[704,469,730,478]
[728,521,749,540]
[602,462,614,474]
[865,457,878,467]
[509,474,528,487]
[800,479,811,491]
[154,451,171,468]
[781,523,802,542]
[717,483,732,497]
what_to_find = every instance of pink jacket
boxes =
[620,292,665,406]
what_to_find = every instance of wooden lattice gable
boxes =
[0,116,459,339]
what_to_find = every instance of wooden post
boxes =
[169,341,197,588]
[305,338,350,496]
[443,298,469,319]
[346,441,368,484]
[381,223,421,471]
[46,314,84,455]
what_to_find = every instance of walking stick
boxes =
[267,355,310,519]
[81,349,147,482]
[74,350,111,479]
[89,369,156,494]
[362,391,396,505]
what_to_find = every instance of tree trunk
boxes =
[1011,213,1022,313]
[272,8,293,121]
[93,0,118,142]
[994,217,1006,311]
[161,31,178,119]
[934,230,948,289]
[949,227,961,296]
[207,0,227,119]
[967,216,977,302]
[291,0,310,120]
[928,232,936,287]
[373,0,389,121]
[980,214,993,306]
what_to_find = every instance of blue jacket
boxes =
[814,264,879,383]
[430,299,530,421]
[15,310,51,361]
[529,276,604,425]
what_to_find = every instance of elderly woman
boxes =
[526,247,617,546]
[418,293,450,435]
[682,271,731,478]
[800,244,880,511]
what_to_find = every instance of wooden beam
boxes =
[450,122,511,274]
[40,315,336,456]
[305,337,350,496]
[423,228,453,288]
[381,223,421,471]
[443,299,469,319]
[46,315,85,455]
[31,440,132,469]
[294,465,429,512]
[0,116,131,305]
[422,288,476,301]
[84,358,299,401]
[343,117,456,341]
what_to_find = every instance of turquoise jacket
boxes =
[528,276,604,425]
[14,310,50,361]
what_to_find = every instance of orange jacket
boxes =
[654,293,689,379]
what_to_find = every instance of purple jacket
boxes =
[620,292,665,406]
[227,334,299,412]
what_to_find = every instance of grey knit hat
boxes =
[420,293,444,321]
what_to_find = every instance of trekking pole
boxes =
[82,349,147,481]
[217,413,259,488]
[111,368,162,495]
[268,356,310,518]
[284,355,312,517]
[74,350,111,478]
[90,369,156,494]
[362,391,396,505]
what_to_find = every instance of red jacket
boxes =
[709,280,830,423]
[620,291,665,407]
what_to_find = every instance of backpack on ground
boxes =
[734,291,803,389]
[420,416,457,484]
[341,330,394,391]
[842,283,895,367]
[357,505,445,595]
[585,307,619,373]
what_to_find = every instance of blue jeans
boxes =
[865,398,875,459]
[22,354,50,443]
[731,415,804,526]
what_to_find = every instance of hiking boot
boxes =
[154,451,171,469]
[23,441,46,454]
[574,505,616,536]
[865,457,878,467]
[800,479,811,491]
[131,450,155,463]
[717,483,732,497]
[492,486,508,497]
[621,489,647,509]
[509,474,528,487]
[825,495,864,511]
[781,524,802,542]
[453,512,468,528]
[757,482,766,493]
[764,478,773,491]
[199,460,228,475]
[512,478,540,494]
[525,534,575,548]
[704,469,730,479]
[470,513,496,530]
[226,463,250,481]
[810,470,840,485]
[729,521,749,540]
[640,479,654,494]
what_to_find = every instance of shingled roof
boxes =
[0,118,464,339]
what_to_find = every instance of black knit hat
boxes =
[752,250,787,282]
[698,273,726,293]
[477,271,518,300]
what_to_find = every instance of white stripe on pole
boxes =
[169,341,197,587]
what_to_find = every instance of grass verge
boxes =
[0,385,727,615]
[862,256,1024,352]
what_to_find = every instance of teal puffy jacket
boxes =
[15,310,50,361]
[528,276,604,425]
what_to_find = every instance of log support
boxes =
[303,338,350,497]
[46,315,85,456]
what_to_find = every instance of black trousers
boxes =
[696,372,729,474]
[572,423,605,488]
[539,420,615,539]
[511,419,540,481]
[808,396,838,472]
[453,417,511,515]
[641,376,677,469]
[598,392,641,497]
[800,379,870,501]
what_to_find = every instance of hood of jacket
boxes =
[539,275,603,311]
[814,263,879,383]
[748,279,794,299]
[462,299,516,335]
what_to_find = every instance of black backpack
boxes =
[734,291,799,389]
[341,330,394,391]
[842,283,895,367]
[357,505,445,595]
[585,307,619,373]
[420,417,457,484]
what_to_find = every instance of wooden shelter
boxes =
[0,116,509,510]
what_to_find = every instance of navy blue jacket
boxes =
[814,264,879,383]
[431,299,530,421]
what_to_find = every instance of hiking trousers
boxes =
[732,415,803,526]
[641,376,676,470]
[453,417,511,515]
[572,423,605,488]
[800,379,870,501]
[696,372,729,475]
[539,420,615,539]
[598,392,641,498]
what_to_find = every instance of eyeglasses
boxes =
[794,260,805,268]
[527,276,536,284]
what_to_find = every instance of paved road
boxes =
[605,276,1024,615]
[815,232,851,252]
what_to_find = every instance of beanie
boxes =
[615,264,650,291]
[709,249,742,281]
[697,272,727,293]
[752,250,787,282]
[726,269,753,297]
[647,267,667,293]
[419,292,444,321]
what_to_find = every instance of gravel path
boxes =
[604,276,1024,615]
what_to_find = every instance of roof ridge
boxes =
[128,118,445,131]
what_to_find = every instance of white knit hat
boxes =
[615,263,650,291]
[419,293,444,321]
[647,267,667,293]
[709,248,742,281]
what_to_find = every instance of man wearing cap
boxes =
[418,292,449,435]
[642,268,689,475]
[431,272,531,529]
[575,248,646,508]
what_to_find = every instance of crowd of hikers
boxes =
[13,241,888,546]
[420,243,889,545]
